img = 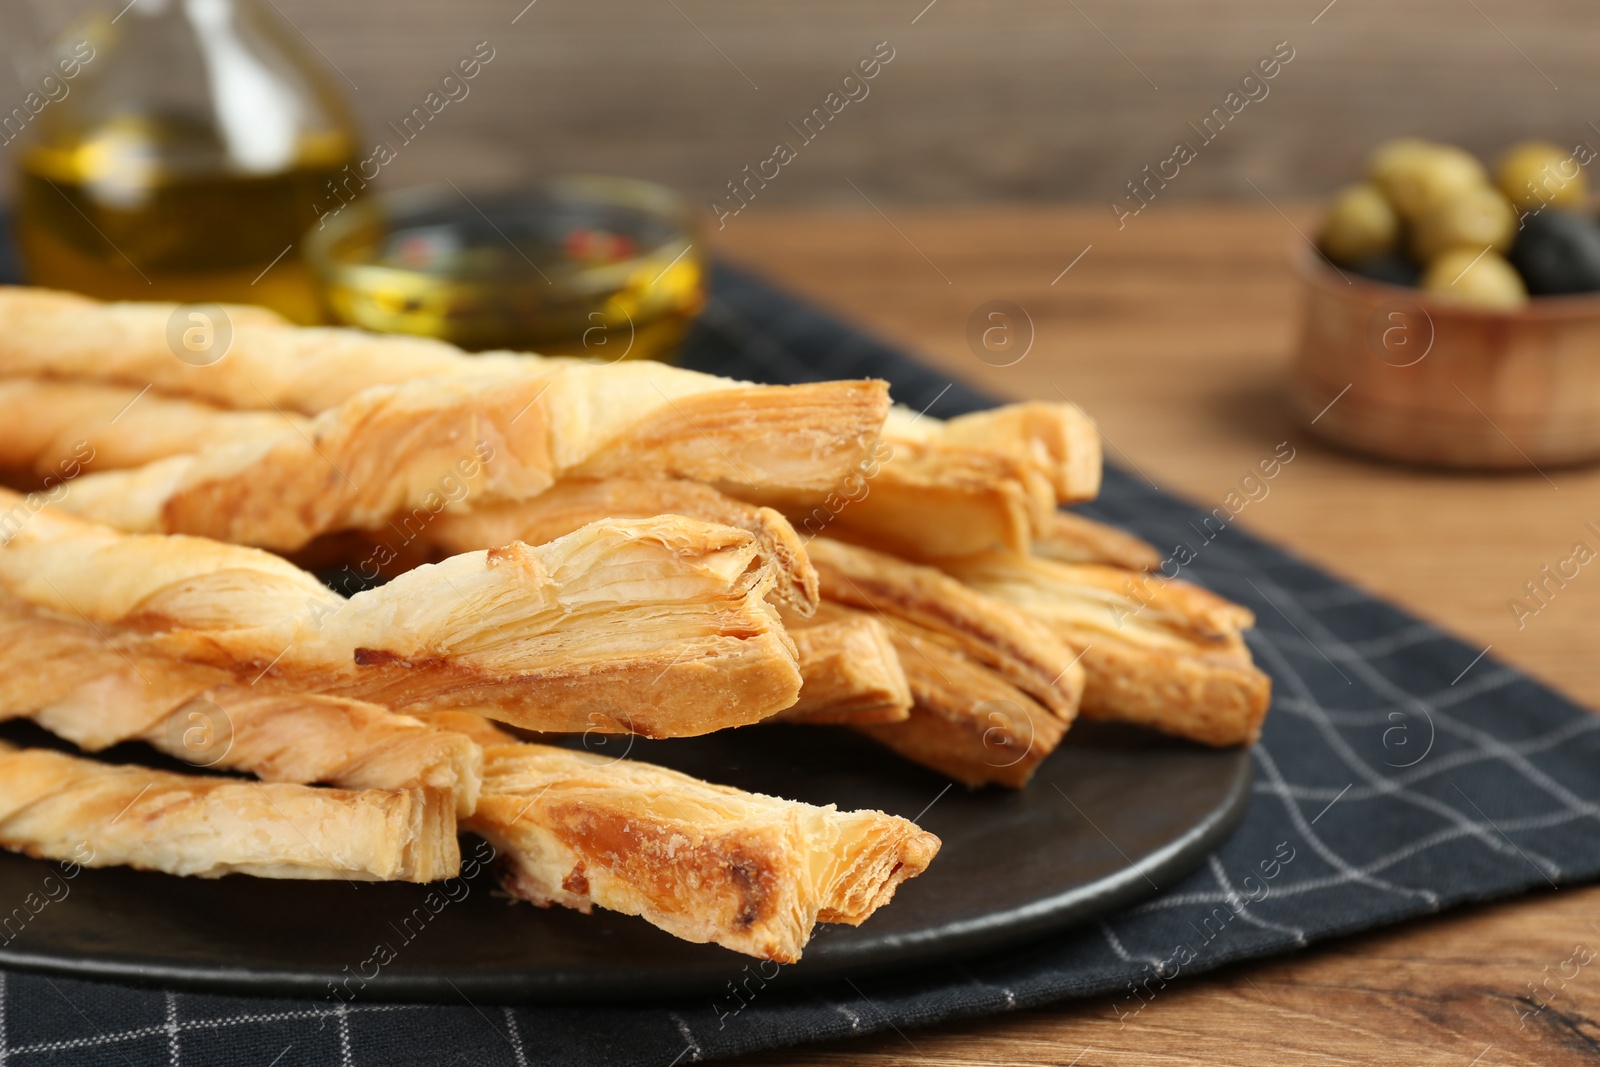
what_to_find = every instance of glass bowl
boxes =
[304,176,704,362]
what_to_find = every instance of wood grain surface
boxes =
[7,0,1599,209]
[710,205,1600,1067]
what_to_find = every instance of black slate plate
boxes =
[0,721,1249,1003]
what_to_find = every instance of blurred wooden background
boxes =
[4,0,1598,216]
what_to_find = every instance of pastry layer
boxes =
[0,742,459,882]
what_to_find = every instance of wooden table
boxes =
[711,205,1600,1067]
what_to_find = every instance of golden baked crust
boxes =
[1033,511,1162,571]
[53,374,557,550]
[468,740,939,961]
[0,287,891,492]
[0,591,483,813]
[0,493,803,737]
[805,538,1084,721]
[0,286,498,412]
[0,741,459,882]
[780,437,1054,560]
[420,478,819,615]
[939,551,1270,747]
[775,602,911,725]
[884,402,1102,502]
[856,617,1066,789]
[0,378,295,481]
[773,400,1102,561]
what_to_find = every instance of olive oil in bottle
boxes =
[13,0,362,323]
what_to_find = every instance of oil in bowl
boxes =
[306,178,705,363]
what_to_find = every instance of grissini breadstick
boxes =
[1032,510,1162,571]
[938,552,1271,747]
[0,741,460,882]
[773,604,912,725]
[804,538,1085,721]
[0,591,483,813]
[0,492,803,737]
[856,615,1066,789]
[448,715,940,962]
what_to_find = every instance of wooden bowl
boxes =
[1289,249,1600,469]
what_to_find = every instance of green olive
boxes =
[1421,248,1528,309]
[1496,140,1588,211]
[1319,182,1400,265]
[1368,140,1488,220]
[1409,185,1517,262]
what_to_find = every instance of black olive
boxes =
[1508,209,1600,296]
[1349,251,1421,288]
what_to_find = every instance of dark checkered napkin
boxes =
[2,263,1598,1067]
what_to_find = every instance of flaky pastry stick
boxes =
[0,492,802,737]
[0,378,296,480]
[854,612,1067,788]
[773,604,912,725]
[49,374,553,549]
[0,290,892,503]
[0,591,483,813]
[0,741,459,881]
[415,477,819,615]
[770,438,1056,560]
[770,400,1101,561]
[1033,511,1162,571]
[882,401,1102,503]
[805,538,1084,721]
[939,552,1270,747]
[416,712,940,962]
[372,479,923,724]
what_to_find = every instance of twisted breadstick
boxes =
[0,288,892,495]
[856,613,1067,788]
[1033,510,1162,570]
[0,742,459,881]
[939,552,1271,747]
[456,720,940,962]
[0,378,299,480]
[774,604,911,725]
[805,537,1085,722]
[0,492,803,736]
[0,591,482,813]
[417,477,819,615]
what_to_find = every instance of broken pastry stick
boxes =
[939,552,1270,747]
[805,538,1084,721]
[775,603,912,725]
[420,478,819,615]
[1031,510,1162,571]
[857,618,1066,789]
[0,592,483,813]
[468,737,940,961]
[0,494,803,737]
[0,742,460,882]
[0,378,297,482]
[883,400,1103,503]
[49,373,556,551]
